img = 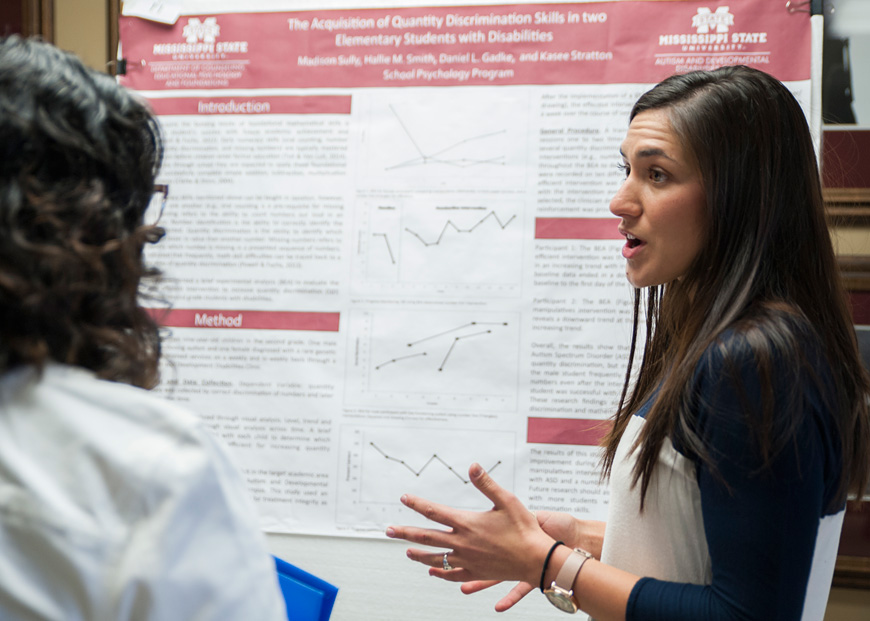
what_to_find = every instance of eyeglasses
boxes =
[145,184,169,226]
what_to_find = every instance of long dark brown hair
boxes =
[601,66,870,511]
[0,35,165,388]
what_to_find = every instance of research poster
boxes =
[119,0,813,536]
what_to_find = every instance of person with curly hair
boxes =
[0,35,286,620]
[388,66,870,620]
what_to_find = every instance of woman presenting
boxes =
[386,65,870,620]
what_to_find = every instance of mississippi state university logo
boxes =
[182,17,221,43]
[692,7,734,34]
[658,4,766,53]
[152,15,248,61]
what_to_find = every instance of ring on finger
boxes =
[443,551,454,571]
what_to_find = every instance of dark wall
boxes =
[824,130,870,189]
[0,2,23,37]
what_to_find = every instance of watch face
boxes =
[544,589,579,613]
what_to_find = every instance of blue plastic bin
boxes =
[274,556,338,621]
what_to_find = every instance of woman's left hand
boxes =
[385,462,556,587]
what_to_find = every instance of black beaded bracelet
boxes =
[539,541,564,592]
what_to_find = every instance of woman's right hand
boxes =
[460,513,605,612]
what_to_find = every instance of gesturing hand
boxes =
[385,463,556,592]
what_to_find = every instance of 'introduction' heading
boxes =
[197,100,271,114]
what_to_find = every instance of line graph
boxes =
[405,211,516,247]
[375,321,509,372]
[387,105,507,171]
[372,233,396,264]
[336,425,516,528]
[344,310,519,410]
[353,89,528,188]
[369,442,502,483]
[399,207,522,286]
[351,199,524,294]
[374,351,427,370]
